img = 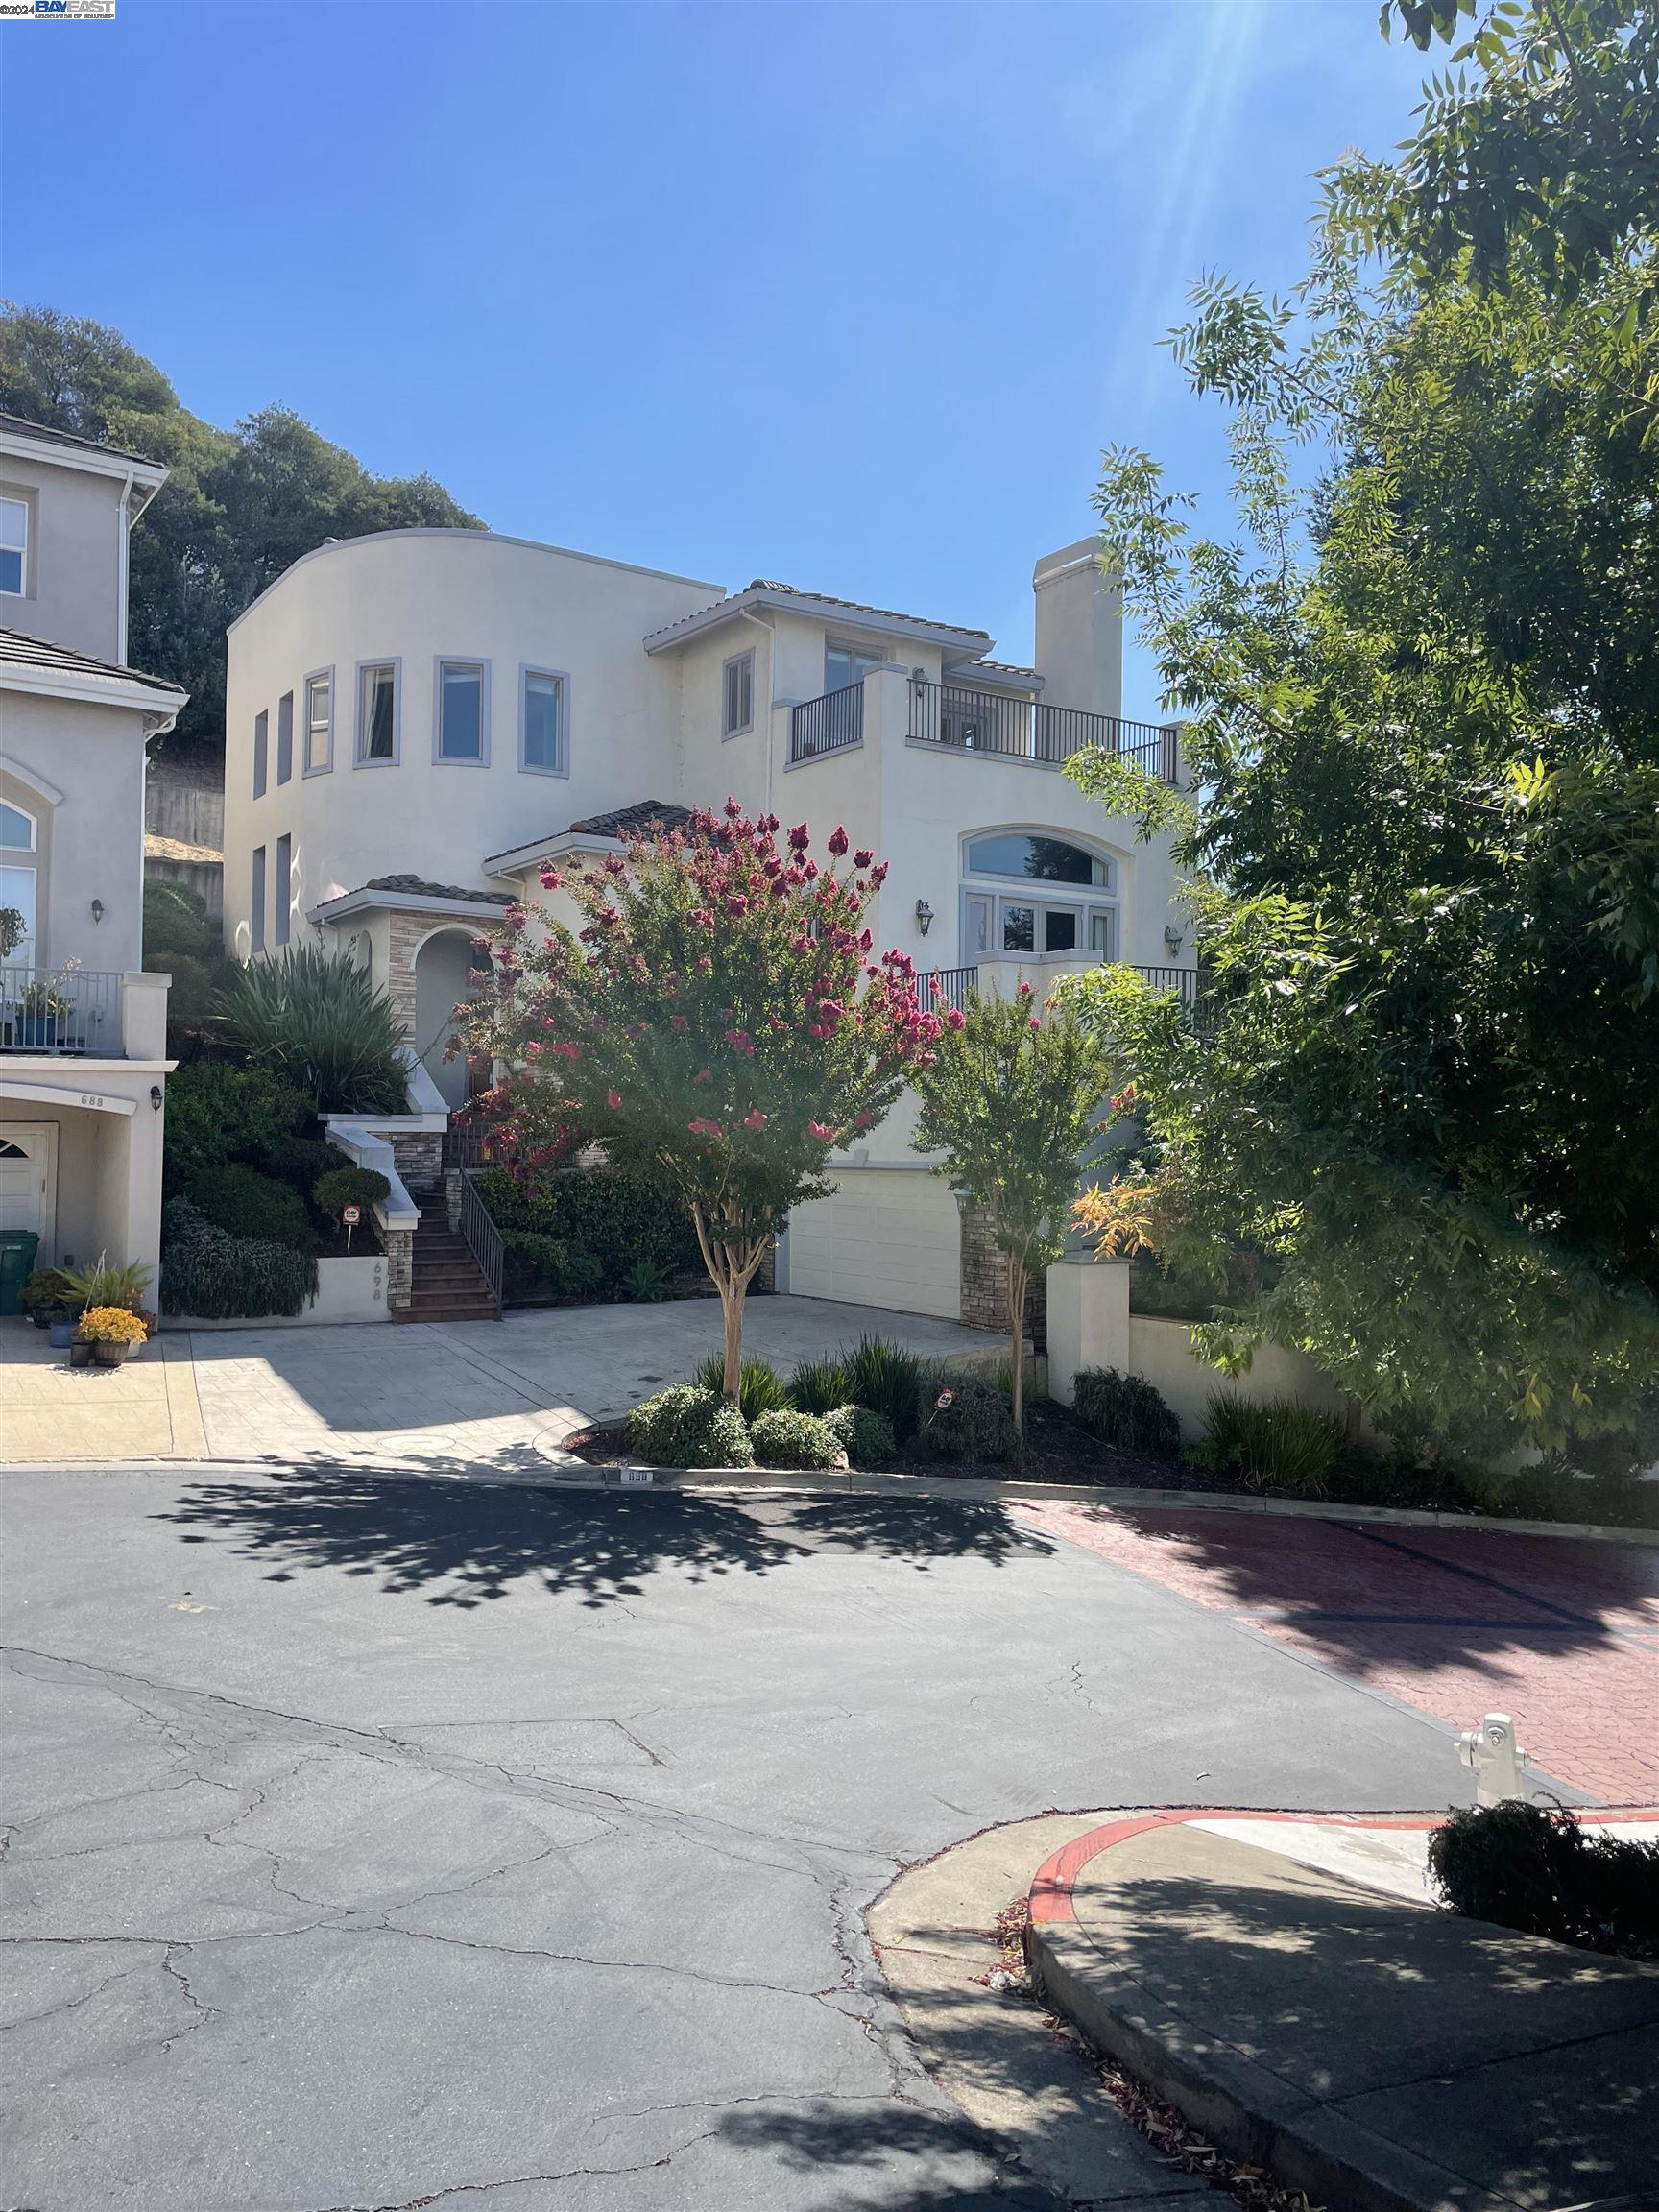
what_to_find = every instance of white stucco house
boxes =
[223,524,1192,1321]
[0,411,184,1288]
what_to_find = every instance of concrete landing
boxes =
[1027,1811,1659,2212]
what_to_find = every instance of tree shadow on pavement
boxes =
[713,2103,1059,2210]
[156,1475,1055,1610]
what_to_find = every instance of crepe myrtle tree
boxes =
[459,804,941,1396]
[913,984,1116,1430]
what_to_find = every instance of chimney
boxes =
[1033,539,1122,719]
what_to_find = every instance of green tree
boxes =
[461,805,938,1395]
[0,304,483,752]
[914,986,1115,1429]
[1067,0,1659,1463]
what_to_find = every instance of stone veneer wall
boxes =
[385,911,430,1035]
[383,1224,414,1314]
[958,1200,1046,1349]
[390,1131,443,1194]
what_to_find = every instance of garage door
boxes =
[785,1168,961,1319]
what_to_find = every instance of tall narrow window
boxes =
[358,662,397,762]
[303,672,332,774]
[252,710,269,799]
[0,867,36,967]
[722,650,754,738]
[276,691,294,784]
[0,496,27,597]
[251,845,267,954]
[274,833,292,946]
[521,668,565,774]
[436,660,485,761]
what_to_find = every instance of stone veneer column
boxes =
[957,1197,1047,1347]
[382,1224,414,1316]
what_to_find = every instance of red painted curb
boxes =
[1025,1806,1656,1924]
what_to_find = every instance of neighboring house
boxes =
[0,411,185,1286]
[224,525,1190,1321]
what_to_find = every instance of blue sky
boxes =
[0,1,1429,708]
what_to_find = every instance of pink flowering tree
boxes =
[913,984,1116,1429]
[460,804,939,1395]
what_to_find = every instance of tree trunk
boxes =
[720,1274,745,1400]
[1006,1250,1027,1431]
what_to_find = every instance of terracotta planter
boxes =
[90,1340,129,1369]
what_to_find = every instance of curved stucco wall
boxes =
[222,531,722,958]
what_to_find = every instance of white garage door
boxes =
[786,1168,961,1319]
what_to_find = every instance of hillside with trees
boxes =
[0,303,484,757]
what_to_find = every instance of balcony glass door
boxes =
[824,641,882,749]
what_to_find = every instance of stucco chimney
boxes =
[1033,539,1123,719]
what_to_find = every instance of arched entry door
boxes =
[412,928,488,1111]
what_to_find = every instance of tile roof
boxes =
[363,874,516,907]
[567,799,694,839]
[0,409,162,470]
[0,623,183,694]
[974,658,1041,678]
[644,579,992,651]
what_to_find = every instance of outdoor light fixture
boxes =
[1164,926,1183,957]
[90,899,104,926]
[915,899,934,936]
[150,1085,162,1114]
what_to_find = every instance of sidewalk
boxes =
[1025,1810,1659,2212]
[0,1327,206,1462]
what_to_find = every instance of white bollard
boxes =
[1456,1712,1533,1807]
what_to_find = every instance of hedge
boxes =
[159,1197,318,1319]
[477,1166,702,1301]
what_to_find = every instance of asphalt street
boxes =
[1,1467,1471,2211]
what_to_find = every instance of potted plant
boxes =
[17,976,71,1050]
[76,1305,148,1368]
[20,1266,70,1333]
[60,1256,150,1352]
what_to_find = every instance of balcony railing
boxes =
[917,959,1203,1018]
[790,684,863,762]
[916,965,978,1016]
[908,680,1180,779]
[0,966,124,1056]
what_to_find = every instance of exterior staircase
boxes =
[395,1190,502,1323]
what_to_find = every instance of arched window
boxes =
[961,830,1118,962]
[0,798,37,966]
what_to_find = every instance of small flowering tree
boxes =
[460,804,939,1395]
[913,984,1116,1429]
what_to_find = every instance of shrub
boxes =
[144,879,221,963]
[824,1403,897,1468]
[1073,1368,1183,1458]
[627,1384,753,1469]
[619,1257,675,1303]
[912,1373,1022,1467]
[160,1197,318,1320]
[475,1166,701,1296]
[842,1334,925,1442]
[313,1166,392,1214]
[189,1164,318,1255]
[218,944,408,1114]
[1201,1393,1345,1495]
[1429,1801,1659,1961]
[77,1305,147,1346]
[692,1353,790,1423]
[750,1407,843,1469]
[263,1135,334,1193]
[164,1061,311,1191]
[501,1231,603,1305]
[790,1353,853,1416]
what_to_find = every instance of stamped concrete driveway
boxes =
[0,1464,1479,2212]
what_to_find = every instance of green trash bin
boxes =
[0,1229,40,1316]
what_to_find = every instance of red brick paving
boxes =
[1019,1501,1659,1807]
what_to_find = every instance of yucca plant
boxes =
[692,1353,790,1424]
[219,946,408,1114]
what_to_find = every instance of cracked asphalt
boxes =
[1,1466,1469,2211]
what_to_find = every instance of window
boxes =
[0,800,35,850]
[0,496,26,597]
[0,864,36,965]
[722,650,754,738]
[436,660,486,762]
[357,661,398,763]
[521,667,566,774]
[965,833,1111,889]
[303,672,332,775]
[252,710,269,799]
[274,833,292,947]
[251,845,267,954]
[825,640,883,692]
[276,691,294,785]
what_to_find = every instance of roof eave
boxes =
[482,830,623,880]
[0,660,188,727]
[0,423,167,493]
[310,886,514,928]
[643,589,995,659]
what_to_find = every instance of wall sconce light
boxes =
[90,899,105,926]
[1164,926,1183,958]
[915,899,934,937]
[149,1085,163,1114]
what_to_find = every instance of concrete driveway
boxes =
[0,1464,1470,2211]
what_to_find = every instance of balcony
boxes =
[789,670,1180,778]
[917,958,1201,1019]
[0,966,168,1059]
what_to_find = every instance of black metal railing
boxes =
[441,1122,497,1173]
[916,965,977,1015]
[453,1166,505,1316]
[0,965,124,1056]
[789,684,864,763]
[907,680,1179,780]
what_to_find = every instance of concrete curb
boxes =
[2,1449,1655,1546]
